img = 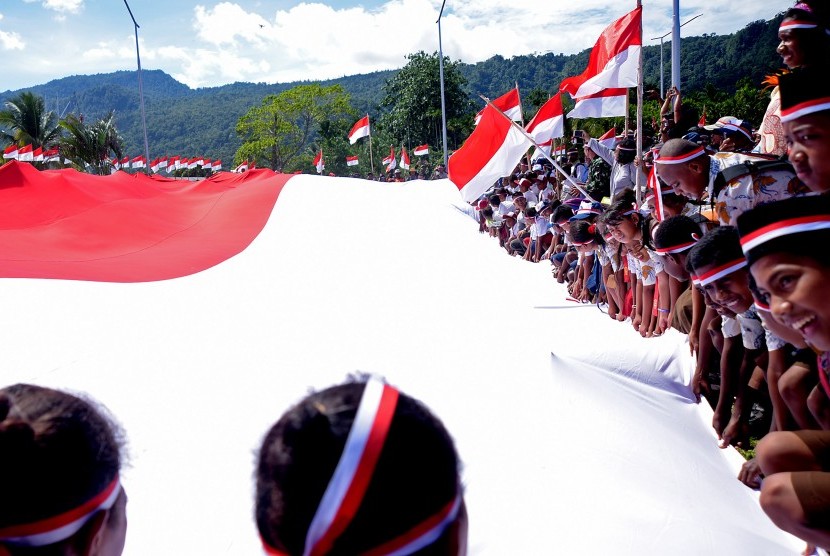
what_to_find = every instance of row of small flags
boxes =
[3,144,61,163]
[110,155,223,173]
[313,143,429,174]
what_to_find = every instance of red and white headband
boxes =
[654,235,699,255]
[779,19,818,31]
[694,258,748,287]
[0,476,120,547]
[780,97,830,123]
[655,146,706,165]
[262,378,460,556]
[740,214,830,253]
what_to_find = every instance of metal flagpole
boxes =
[635,0,644,206]
[479,95,597,202]
[368,114,375,175]
[437,0,449,168]
[123,0,150,175]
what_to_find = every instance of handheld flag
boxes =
[400,147,410,170]
[559,7,642,98]
[413,144,429,156]
[348,115,371,144]
[346,155,359,167]
[567,89,627,119]
[449,103,533,203]
[475,88,522,125]
[525,93,564,144]
[314,149,324,174]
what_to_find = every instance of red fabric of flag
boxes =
[0,160,290,282]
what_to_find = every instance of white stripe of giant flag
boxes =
[449,103,533,203]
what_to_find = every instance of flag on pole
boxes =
[3,144,19,160]
[313,149,324,174]
[150,158,161,173]
[348,115,371,144]
[558,7,642,98]
[567,88,627,119]
[346,155,359,166]
[234,161,249,173]
[131,155,146,169]
[413,144,429,156]
[33,147,44,162]
[166,156,178,173]
[399,147,410,170]
[212,160,222,171]
[112,157,121,170]
[18,144,34,162]
[475,88,522,125]
[598,128,618,149]
[531,138,552,162]
[698,107,707,127]
[647,165,664,222]
[525,93,564,144]
[382,146,395,168]
[448,103,534,203]
[187,159,198,170]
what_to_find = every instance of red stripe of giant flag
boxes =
[0,160,290,282]
[448,103,533,203]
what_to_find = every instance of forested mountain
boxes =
[1,12,785,165]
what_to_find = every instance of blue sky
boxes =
[1,1,787,92]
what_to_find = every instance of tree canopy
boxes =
[234,83,353,171]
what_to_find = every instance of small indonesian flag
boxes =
[382,146,396,170]
[598,127,618,149]
[399,147,410,170]
[531,138,552,162]
[413,144,429,156]
[212,160,222,171]
[187,158,198,170]
[348,115,371,144]
[346,155,359,166]
[234,161,249,173]
[120,156,130,168]
[33,147,44,162]
[130,155,146,169]
[698,107,707,127]
[525,93,564,144]
[313,149,324,174]
[3,144,19,160]
[112,157,121,170]
[475,88,522,125]
[158,157,168,169]
[18,144,34,162]
[166,156,179,172]
[150,158,161,172]
[202,159,211,169]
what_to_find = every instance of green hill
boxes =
[0,12,785,165]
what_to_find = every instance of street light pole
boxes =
[437,0,449,168]
[123,0,150,173]
[650,13,702,98]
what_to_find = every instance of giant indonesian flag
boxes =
[525,93,564,145]
[559,7,642,99]
[448,103,533,203]
[475,88,522,125]
[567,88,627,119]
[348,115,371,144]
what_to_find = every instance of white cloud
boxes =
[0,13,26,51]
[43,0,83,13]
[194,2,270,47]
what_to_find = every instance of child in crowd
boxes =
[735,194,830,553]
[0,384,128,556]
[255,377,466,556]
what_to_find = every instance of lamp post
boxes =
[650,13,702,98]
[437,0,449,168]
[123,0,150,173]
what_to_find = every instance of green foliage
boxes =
[59,111,124,174]
[379,51,474,153]
[0,91,61,148]
[234,83,353,171]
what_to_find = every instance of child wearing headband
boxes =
[0,384,127,556]
[735,193,830,552]
[255,377,466,556]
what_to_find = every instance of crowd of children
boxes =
[471,2,830,550]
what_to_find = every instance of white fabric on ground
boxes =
[0,175,803,555]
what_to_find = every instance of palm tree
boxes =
[0,91,61,149]
[59,111,124,175]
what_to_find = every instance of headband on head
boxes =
[779,19,818,31]
[262,378,460,556]
[0,476,121,548]
[741,215,830,255]
[655,146,706,165]
[654,233,700,255]
[694,258,748,287]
